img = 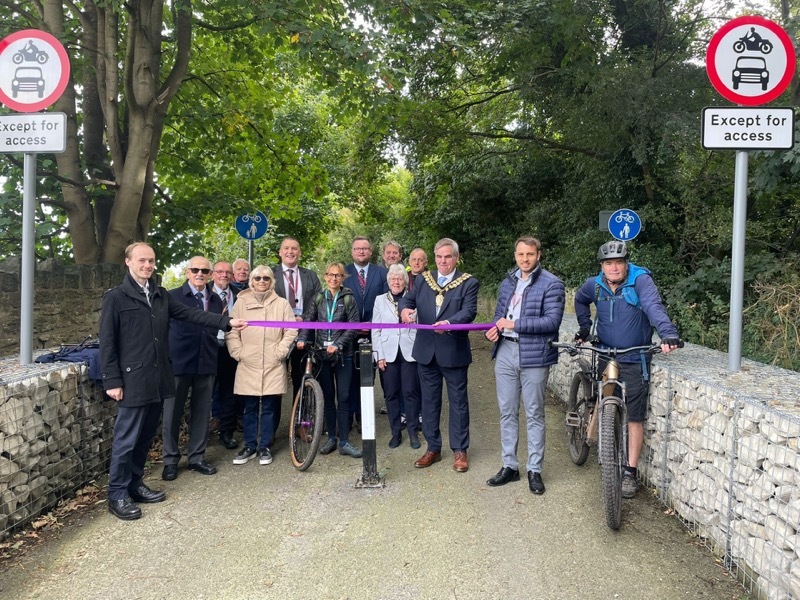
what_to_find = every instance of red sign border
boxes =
[706,15,796,106]
[0,29,71,113]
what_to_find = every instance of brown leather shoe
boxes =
[414,450,442,468]
[453,450,469,472]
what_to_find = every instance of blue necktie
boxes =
[438,276,447,286]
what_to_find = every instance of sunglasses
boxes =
[252,276,272,282]
[189,267,211,275]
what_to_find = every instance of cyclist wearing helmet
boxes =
[574,241,680,499]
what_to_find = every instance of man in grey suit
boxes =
[272,236,322,433]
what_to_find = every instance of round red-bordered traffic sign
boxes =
[706,16,796,106]
[0,29,70,113]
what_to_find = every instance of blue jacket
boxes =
[491,266,565,367]
[574,263,678,363]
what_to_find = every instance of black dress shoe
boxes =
[219,433,239,450]
[108,498,142,521]
[129,483,166,504]
[187,460,217,475]
[487,466,521,487]
[388,433,402,449]
[528,471,546,495]
[162,464,178,481]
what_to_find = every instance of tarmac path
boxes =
[0,335,746,600]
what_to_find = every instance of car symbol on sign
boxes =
[732,57,769,91]
[12,66,46,98]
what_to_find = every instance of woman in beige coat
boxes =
[226,265,297,466]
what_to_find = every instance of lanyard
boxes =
[284,269,298,298]
[325,290,340,340]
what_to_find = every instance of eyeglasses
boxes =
[352,247,371,252]
[252,276,271,282]
[189,268,211,275]
[324,273,344,279]
[214,269,232,275]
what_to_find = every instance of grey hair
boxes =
[386,263,409,286]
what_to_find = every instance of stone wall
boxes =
[0,358,115,536]
[549,320,800,600]
[0,258,125,356]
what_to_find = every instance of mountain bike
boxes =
[550,340,681,530]
[288,344,327,471]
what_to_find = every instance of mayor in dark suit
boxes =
[272,236,322,434]
[400,238,479,473]
[100,243,246,520]
[161,256,227,481]
[343,236,388,425]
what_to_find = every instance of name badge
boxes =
[293,308,303,316]
[323,341,334,348]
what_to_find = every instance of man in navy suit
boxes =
[210,261,241,450]
[272,236,322,434]
[344,236,388,428]
[400,238,479,473]
[162,256,225,481]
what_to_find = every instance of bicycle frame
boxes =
[565,346,629,468]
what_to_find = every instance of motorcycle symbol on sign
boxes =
[733,28,773,54]
[12,40,49,64]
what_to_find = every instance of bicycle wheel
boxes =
[600,398,624,530]
[289,378,325,471]
[566,372,592,466]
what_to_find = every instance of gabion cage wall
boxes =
[549,323,800,600]
[0,356,116,538]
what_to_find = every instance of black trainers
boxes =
[622,473,639,498]
[258,448,273,465]
[527,471,545,495]
[233,446,257,465]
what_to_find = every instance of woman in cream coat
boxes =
[372,264,421,449]
[226,265,297,466]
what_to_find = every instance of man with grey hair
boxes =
[400,238,479,473]
[162,256,226,481]
[230,258,250,291]
[382,240,403,268]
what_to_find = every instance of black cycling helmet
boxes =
[597,241,628,263]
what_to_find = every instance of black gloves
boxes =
[575,328,590,342]
[662,338,682,348]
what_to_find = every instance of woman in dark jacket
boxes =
[297,262,361,458]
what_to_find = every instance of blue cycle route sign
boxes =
[235,211,268,240]
[608,208,642,241]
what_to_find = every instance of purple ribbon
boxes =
[247,320,494,331]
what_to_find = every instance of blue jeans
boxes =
[239,394,280,449]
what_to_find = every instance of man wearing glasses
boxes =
[344,237,388,428]
[161,256,226,481]
[210,262,242,450]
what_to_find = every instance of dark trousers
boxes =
[108,401,162,501]
[163,374,214,466]
[319,355,353,445]
[240,394,280,450]
[217,347,242,436]
[382,355,420,437]
[417,357,470,453]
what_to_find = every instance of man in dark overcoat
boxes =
[100,243,246,520]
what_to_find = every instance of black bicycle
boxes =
[551,340,681,530]
[288,344,327,471]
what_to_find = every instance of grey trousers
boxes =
[163,374,215,466]
[494,341,549,473]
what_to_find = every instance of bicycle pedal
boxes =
[565,412,582,428]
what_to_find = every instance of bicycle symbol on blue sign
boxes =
[235,211,268,240]
[608,208,642,241]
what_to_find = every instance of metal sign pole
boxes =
[248,239,254,268]
[727,150,748,372]
[20,152,36,365]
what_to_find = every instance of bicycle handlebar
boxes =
[549,340,684,357]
